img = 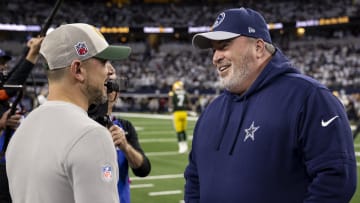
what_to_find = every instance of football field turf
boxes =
[118,113,360,203]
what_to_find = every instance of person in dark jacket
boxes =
[107,62,151,203]
[184,7,357,203]
[88,61,151,203]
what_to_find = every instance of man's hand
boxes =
[0,109,22,130]
[109,125,129,151]
[26,37,44,64]
[108,124,144,169]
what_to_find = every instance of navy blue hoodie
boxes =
[184,50,357,203]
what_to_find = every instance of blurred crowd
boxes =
[0,0,359,27]
[8,35,358,96]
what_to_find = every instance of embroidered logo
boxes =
[244,121,260,142]
[101,164,113,182]
[248,27,256,33]
[74,42,88,56]
[321,115,339,127]
[212,12,225,29]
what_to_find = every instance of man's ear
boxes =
[255,39,266,58]
[69,60,85,82]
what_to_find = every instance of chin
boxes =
[219,78,228,88]
[101,95,108,104]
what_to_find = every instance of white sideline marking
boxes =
[139,131,174,134]
[113,112,198,121]
[141,138,177,143]
[149,190,182,196]
[354,144,360,147]
[134,127,144,131]
[145,151,187,156]
[130,183,154,189]
[131,174,183,181]
[141,136,193,143]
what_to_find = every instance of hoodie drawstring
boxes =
[229,96,248,155]
[215,97,233,151]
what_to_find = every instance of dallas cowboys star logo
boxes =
[244,121,260,142]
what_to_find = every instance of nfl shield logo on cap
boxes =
[74,42,89,56]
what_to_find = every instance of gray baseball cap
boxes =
[40,23,131,70]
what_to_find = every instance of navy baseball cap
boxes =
[192,7,272,49]
[0,49,12,61]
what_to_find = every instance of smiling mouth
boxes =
[218,65,230,72]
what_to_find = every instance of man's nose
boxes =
[213,50,224,65]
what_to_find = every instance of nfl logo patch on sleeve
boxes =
[101,164,113,182]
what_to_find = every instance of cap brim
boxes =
[95,45,131,60]
[192,31,240,49]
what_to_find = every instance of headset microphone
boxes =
[105,77,128,93]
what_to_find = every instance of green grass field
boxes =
[118,113,360,203]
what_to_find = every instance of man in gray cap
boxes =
[6,23,131,203]
[184,7,356,203]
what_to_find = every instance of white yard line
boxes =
[140,138,177,143]
[149,190,182,196]
[113,112,198,121]
[130,183,154,189]
[140,136,193,143]
[131,174,183,181]
[145,151,188,156]
[138,131,174,134]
